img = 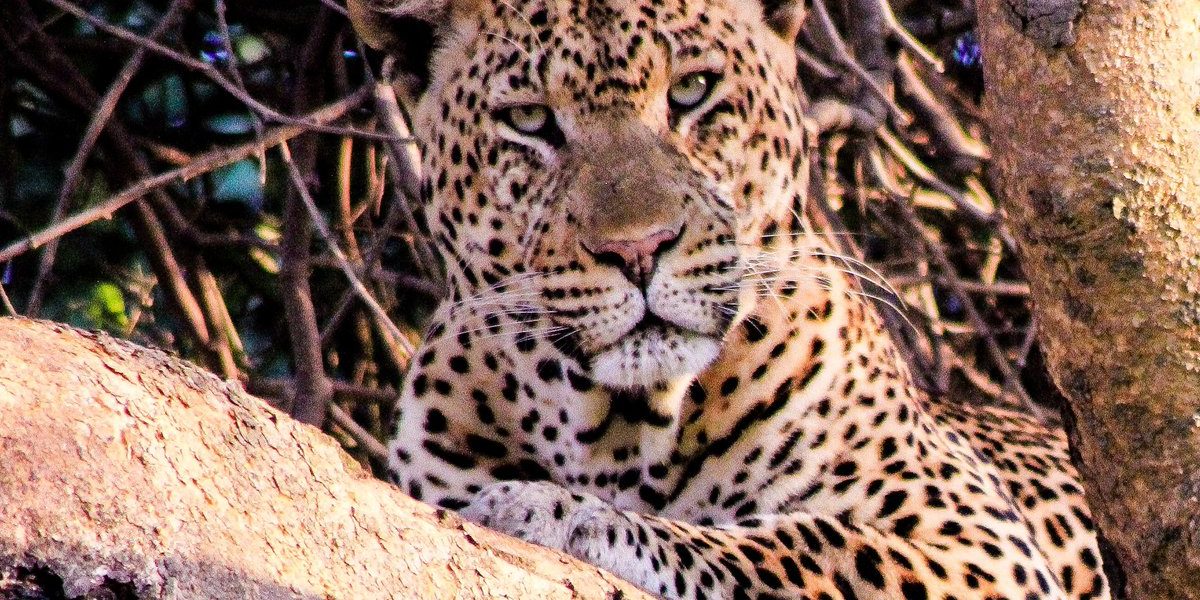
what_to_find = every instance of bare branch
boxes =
[0,88,370,264]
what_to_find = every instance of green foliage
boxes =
[85,282,129,332]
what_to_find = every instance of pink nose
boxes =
[586,228,681,286]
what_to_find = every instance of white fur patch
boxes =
[590,328,721,390]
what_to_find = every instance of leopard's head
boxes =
[353,0,811,390]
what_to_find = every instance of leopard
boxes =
[348,0,1111,598]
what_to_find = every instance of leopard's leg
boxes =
[463,481,1070,600]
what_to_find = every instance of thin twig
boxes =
[279,141,416,358]
[25,0,187,317]
[878,129,997,224]
[894,54,988,163]
[890,275,1031,297]
[330,403,390,462]
[868,0,945,71]
[193,258,242,379]
[0,88,370,264]
[248,377,392,462]
[0,282,16,316]
[896,199,1036,411]
[372,79,440,276]
[42,0,399,142]
[806,0,907,126]
[214,0,269,179]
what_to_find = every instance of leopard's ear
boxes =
[760,0,806,43]
[347,0,481,50]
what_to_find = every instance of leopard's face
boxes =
[413,0,810,390]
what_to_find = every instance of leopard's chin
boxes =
[589,324,721,390]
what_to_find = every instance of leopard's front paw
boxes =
[460,481,602,551]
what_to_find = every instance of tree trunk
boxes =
[0,317,648,599]
[976,1,1200,597]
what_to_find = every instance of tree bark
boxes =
[0,317,648,599]
[977,1,1200,597]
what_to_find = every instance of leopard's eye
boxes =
[499,104,551,135]
[668,72,720,111]
[495,104,565,148]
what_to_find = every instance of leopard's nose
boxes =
[584,227,682,286]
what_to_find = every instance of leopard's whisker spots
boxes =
[446,275,550,311]
[473,324,571,343]
[451,293,543,309]
[547,327,581,346]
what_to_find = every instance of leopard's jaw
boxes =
[589,327,721,390]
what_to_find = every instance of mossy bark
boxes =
[0,318,647,599]
[977,1,1200,596]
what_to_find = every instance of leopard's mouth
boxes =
[629,312,671,336]
[588,311,723,390]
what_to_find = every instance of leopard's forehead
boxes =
[428,0,785,110]
[469,0,765,39]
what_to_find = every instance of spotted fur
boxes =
[354,0,1111,598]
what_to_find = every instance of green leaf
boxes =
[235,35,271,65]
[204,112,256,135]
[86,282,129,332]
[211,159,264,210]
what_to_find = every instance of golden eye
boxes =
[669,72,718,111]
[502,104,551,135]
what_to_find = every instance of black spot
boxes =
[536,358,563,382]
[618,468,640,489]
[738,543,765,562]
[567,369,594,391]
[754,566,783,590]
[877,490,908,518]
[798,361,823,388]
[879,437,898,460]
[892,514,920,537]
[424,408,448,433]
[501,373,519,402]
[833,573,859,600]
[901,581,928,600]
[938,521,963,536]
[926,558,948,579]
[742,316,769,342]
[854,546,886,589]
[449,355,470,374]
[794,523,823,552]
[779,555,805,586]
[488,238,506,256]
[520,410,540,433]
[515,332,536,352]
[814,519,845,548]
[411,374,428,397]
[639,485,666,510]
[437,497,468,510]
[721,377,740,396]
[751,364,769,380]
[465,434,508,458]
[422,440,476,469]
